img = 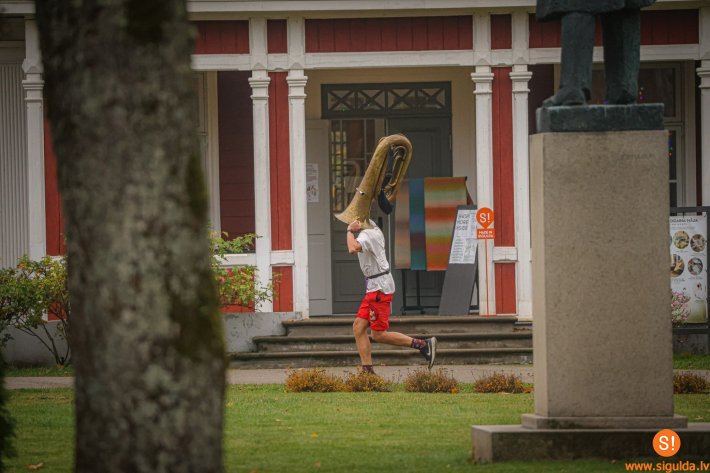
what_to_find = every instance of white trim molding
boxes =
[699,63,710,206]
[249,70,273,312]
[510,65,533,318]
[471,66,496,316]
[287,69,310,317]
[22,19,45,260]
[191,54,251,71]
[492,246,518,263]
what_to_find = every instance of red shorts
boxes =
[356,291,393,331]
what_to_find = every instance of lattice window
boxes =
[322,82,450,118]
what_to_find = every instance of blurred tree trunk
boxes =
[35,2,226,472]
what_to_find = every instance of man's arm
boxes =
[347,220,363,254]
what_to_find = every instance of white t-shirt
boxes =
[356,221,396,295]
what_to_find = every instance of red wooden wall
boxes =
[492,67,517,315]
[490,14,512,50]
[218,71,255,237]
[529,9,699,48]
[267,20,288,53]
[194,21,249,54]
[44,119,65,256]
[305,16,473,52]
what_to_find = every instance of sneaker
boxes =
[420,337,437,369]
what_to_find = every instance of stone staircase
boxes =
[229,315,533,369]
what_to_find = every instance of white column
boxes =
[287,70,309,317]
[700,8,710,205]
[249,17,267,70]
[471,66,496,316]
[249,71,273,312]
[22,19,46,260]
[510,66,533,321]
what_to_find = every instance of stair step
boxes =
[283,315,519,336]
[229,347,533,369]
[253,332,532,352]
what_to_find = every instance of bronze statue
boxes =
[537,0,656,107]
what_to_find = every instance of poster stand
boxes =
[438,205,479,315]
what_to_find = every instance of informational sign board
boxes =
[670,214,708,324]
[439,205,478,315]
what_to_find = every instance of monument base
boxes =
[536,104,664,132]
[522,413,688,429]
[472,424,710,462]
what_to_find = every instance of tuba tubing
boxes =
[335,134,412,229]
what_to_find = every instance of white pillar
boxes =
[700,8,710,205]
[472,66,496,316]
[249,71,273,312]
[510,66,533,321]
[287,70,309,317]
[22,19,46,260]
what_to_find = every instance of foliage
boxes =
[673,372,709,394]
[473,372,526,394]
[210,231,275,308]
[0,256,70,365]
[671,290,690,326]
[343,370,391,392]
[404,368,460,393]
[284,369,345,393]
[0,355,16,471]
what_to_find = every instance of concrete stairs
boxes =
[229,315,533,369]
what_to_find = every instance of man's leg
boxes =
[353,317,373,368]
[602,9,640,104]
[544,12,595,106]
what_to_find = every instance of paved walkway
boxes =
[6,365,710,389]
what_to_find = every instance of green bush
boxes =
[0,355,16,471]
[210,231,275,308]
[404,368,460,393]
[0,256,70,365]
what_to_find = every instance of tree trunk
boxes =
[35,2,226,472]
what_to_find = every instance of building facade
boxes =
[1,0,709,320]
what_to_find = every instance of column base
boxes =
[472,423,710,462]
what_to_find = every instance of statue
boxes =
[537,0,656,107]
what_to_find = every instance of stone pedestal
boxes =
[472,130,710,462]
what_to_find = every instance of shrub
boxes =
[0,256,70,365]
[285,368,345,393]
[344,371,391,392]
[210,231,275,308]
[404,368,459,393]
[673,373,709,394]
[0,355,16,470]
[473,372,525,394]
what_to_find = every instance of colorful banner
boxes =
[394,177,469,271]
[670,215,708,324]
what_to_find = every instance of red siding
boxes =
[267,20,288,53]
[305,16,473,52]
[44,119,64,256]
[640,10,698,45]
[272,266,294,311]
[194,21,249,54]
[218,71,255,237]
[492,67,517,315]
[268,72,292,251]
[495,264,517,315]
[490,14,512,50]
[530,9,699,48]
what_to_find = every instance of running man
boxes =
[347,219,436,373]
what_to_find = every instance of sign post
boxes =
[476,207,495,316]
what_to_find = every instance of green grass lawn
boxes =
[6,385,710,473]
[673,353,710,370]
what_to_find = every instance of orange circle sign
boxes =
[653,429,681,457]
[476,208,494,229]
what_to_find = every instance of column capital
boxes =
[698,65,710,89]
[510,69,533,94]
[471,71,494,95]
[249,72,271,100]
[286,71,308,99]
